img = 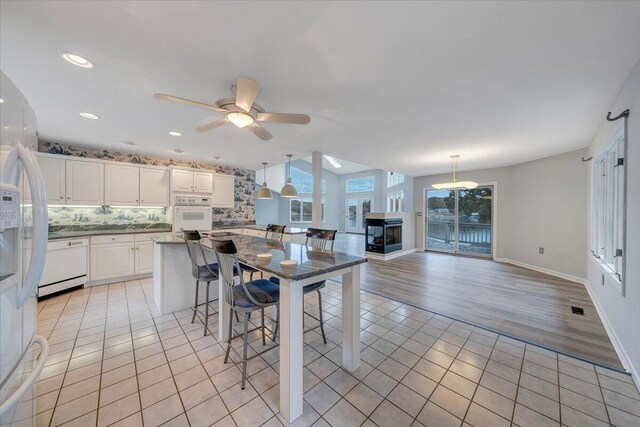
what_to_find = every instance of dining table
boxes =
[151,232,368,423]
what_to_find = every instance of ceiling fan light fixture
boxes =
[280,154,298,198]
[257,162,273,199]
[227,112,254,128]
[432,154,478,190]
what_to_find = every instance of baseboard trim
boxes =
[85,273,152,287]
[582,278,638,382]
[365,248,418,261]
[495,257,636,381]
[494,257,585,284]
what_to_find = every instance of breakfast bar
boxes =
[151,233,368,422]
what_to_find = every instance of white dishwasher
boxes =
[26,238,89,297]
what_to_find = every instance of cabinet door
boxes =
[171,169,193,192]
[211,175,235,208]
[135,241,154,274]
[140,168,169,206]
[193,171,213,194]
[90,242,135,281]
[105,164,140,206]
[66,160,104,205]
[32,156,66,204]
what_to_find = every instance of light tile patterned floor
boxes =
[27,277,640,427]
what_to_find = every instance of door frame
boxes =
[345,195,374,234]
[422,181,498,258]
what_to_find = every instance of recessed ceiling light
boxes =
[60,52,93,68]
[172,149,183,154]
[0,98,4,104]
[79,112,100,120]
[168,131,182,137]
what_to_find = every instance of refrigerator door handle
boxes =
[0,335,49,418]
[1,143,48,307]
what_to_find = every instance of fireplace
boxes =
[365,218,403,254]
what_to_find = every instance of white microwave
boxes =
[171,206,212,231]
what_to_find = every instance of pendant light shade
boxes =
[280,154,298,198]
[432,154,478,189]
[257,162,273,199]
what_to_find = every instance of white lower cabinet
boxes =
[90,239,136,281]
[89,232,171,283]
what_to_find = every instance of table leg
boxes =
[279,278,304,423]
[218,279,230,342]
[342,265,361,371]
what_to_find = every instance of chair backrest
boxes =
[265,224,286,241]
[212,239,270,308]
[305,228,337,250]
[182,229,207,279]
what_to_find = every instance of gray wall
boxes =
[585,58,640,380]
[413,148,588,279]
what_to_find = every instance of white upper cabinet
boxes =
[170,169,213,194]
[211,174,235,208]
[65,160,104,205]
[193,171,213,193]
[105,164,140,206]
[37,156,66,204]
[140,168,169,206]
[170,169,194,193]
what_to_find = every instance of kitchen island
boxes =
[151,232,367,423]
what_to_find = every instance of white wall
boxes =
[413,148,589,280]
[585,59,640,381]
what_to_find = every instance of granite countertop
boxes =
[240,225,308,235]
[211,221,256,229]
[152,233,366,281]
[48,224,172,240]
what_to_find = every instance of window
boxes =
[290,167,326,193]
[592,129,625,283]
[346,176,374,193]
[290,199,325,223]
[387,190,404,213]
[387,172,405,188]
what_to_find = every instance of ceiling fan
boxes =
[154,77,310,141]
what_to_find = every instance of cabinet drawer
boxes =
[47,238,89,250]
[134,232,171,242]
[91,234,135,245]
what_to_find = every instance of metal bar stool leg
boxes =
[317,290,327,344]
[204,281,211,336]
[224,307,234,363]
[273,305,279,342]
[261,309,266,346]
[191,280,199,324]
[241,314,250,389]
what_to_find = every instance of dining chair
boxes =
[269,227,337,344]
[212,239,280,389]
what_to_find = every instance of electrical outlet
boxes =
[539,247,544,254]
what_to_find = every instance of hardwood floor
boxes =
[333,233,623,370]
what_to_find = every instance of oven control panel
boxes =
[173,196,211,206]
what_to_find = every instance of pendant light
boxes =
[280,154,299,198]
[432,154,478,189]
[257,162,273,199]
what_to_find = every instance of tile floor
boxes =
[19,277,640,426]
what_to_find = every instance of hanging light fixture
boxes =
[257,162,273,199]
[432,154,478,189]
[280,154,299,198]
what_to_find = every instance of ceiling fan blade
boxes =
[256,112,311,124]
[154,93,227,113]
[246,123,272,141]
[196,117,229,132]
[235,78,259,112]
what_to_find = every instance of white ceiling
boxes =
[1,1,639,176]
[301,156,372,175]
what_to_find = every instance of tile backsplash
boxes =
[47,206,168,227]
[39,141,256,222]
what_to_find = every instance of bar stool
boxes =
[269,228,336,344]
[212,239,280,389]
[182,230,238,336]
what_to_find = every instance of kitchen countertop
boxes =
[152,233,366,281]
[48,224,172,240]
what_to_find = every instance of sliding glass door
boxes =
[425,186,493,257]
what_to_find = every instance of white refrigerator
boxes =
[0,71,49,426]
